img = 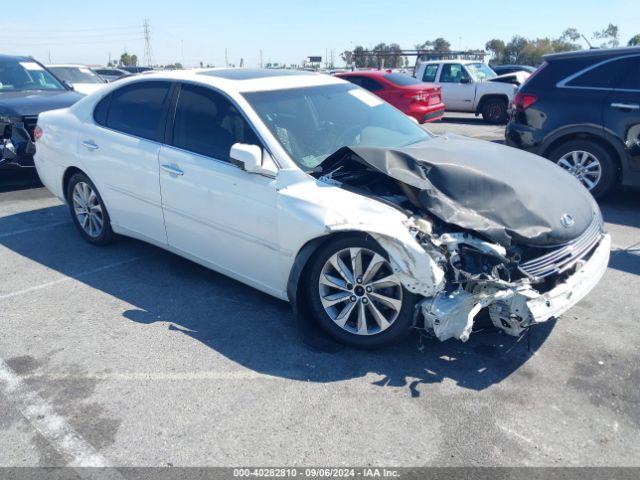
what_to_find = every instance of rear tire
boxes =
[305,235,417,349]
[548,139,617,199]
[66,172,115,245]
[481,98,508,124]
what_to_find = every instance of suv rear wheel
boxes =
[548,139,617,198]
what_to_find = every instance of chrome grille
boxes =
[519,216,604,279]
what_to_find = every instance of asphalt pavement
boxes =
[1,117,639,469]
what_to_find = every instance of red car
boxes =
[335,71,445,123]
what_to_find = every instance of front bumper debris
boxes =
[420,234,611,341]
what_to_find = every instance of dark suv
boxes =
[505,47,640,198]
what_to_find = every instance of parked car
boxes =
[506,46,640,198]
[120,66,154,74]
[492,64,536,75]
[335,70,444,123]
[34,69,609,348]
[414,60,518,123]
[93,68,131,82]
[46,64,107,95]
[0,54,83,170]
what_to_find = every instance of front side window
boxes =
[422,64,439,82]
[439,64,470,83]
[105,81,171,141]
[0,59,65,92]
[614,58,640,90]
[568,57,639,90]
[48,66,105,84]
[243,83,431,170]
[172,84,260,161]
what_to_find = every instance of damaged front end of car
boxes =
[313,137,610,342]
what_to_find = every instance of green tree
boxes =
[340,50,353,65]
[593,23,619,47]
[628,34,640,46]
[119,52,138,67]
[353,45,367,68]
[485,39,506,64]
[417,37,451,52]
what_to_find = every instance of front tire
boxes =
[548,139,617,198]
[66,172,115,245]
[481,98,508,124]
[305,235,417,348]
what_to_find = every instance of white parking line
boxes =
[0,357,125,478]
[0,255,150,301]
[0,221,70,239]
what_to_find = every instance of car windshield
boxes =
[466,63,497,81]
[0,59,65,92]
[242,83,431,170]
[48,66,105,84]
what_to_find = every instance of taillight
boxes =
[404,91,428,103]
[428,94,441,106]
[34,126,43,142]
[513,92,538,111]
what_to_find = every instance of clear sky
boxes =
[1,0,638,67]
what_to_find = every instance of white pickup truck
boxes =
[414,60,525,124]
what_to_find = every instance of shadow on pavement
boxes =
[600,189,640,230]
[0,169,42,193]
[0,205,554,395]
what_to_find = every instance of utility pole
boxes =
[48,50,51,63]
[181,40,184,67]
[225,48,229,67]
[143,18,153,67]
[259,50,263,69]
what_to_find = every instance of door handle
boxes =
[161,164,184,176]
[82,140,99,150]
[611,102,640,111]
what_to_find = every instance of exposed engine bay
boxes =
[312,143,610,341]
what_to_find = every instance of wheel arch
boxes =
[61,166,88,203]
[475,93,509,115]
[541,131,623,183]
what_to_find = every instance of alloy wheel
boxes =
[318,247,403,336]
[557,150,602,190]
[72,181,104,238]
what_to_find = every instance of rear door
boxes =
[80,80,173,243]
[604,56,640,172]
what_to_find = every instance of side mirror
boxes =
[62,80,75,91]
[230,143,262,173]
[460,77,472,84]
[230,143,278,177]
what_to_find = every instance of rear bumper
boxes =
[504,120,544,155]
[406,104,445,124]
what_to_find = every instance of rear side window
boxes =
[566,57,638,89]
[384,73,422,86]
[422,64,438,82]
[340,76,383,92]
[93,94,111,125]
[105,81,171,141]
[171,83,260,161]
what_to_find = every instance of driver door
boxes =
[158,83,282,296]
[438,63,476,111]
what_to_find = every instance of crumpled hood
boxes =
[0,90,83,117]
[323,135,599,247]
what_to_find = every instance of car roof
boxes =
[0,54,32,62]
[46,64,92,69]
[111,68,344,93]
[336,70,389,77]
[545,46,640,61]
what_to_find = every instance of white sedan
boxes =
[46,64,108,96]
[33,69,610,348]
